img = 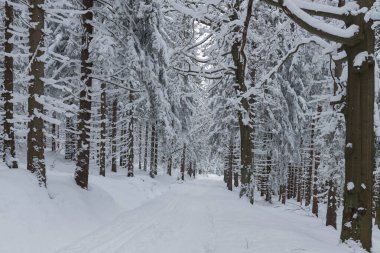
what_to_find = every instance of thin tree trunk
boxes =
[305,119,315,206]
[2,1,17,169]
[180,144,186,181]
[167,155,172,176]
[149,120,155,178]
[127,92,134,177]
[51,112,56,152]
[143,121,148,171]
[312,106,322,217]
[99,83,106,177]
[227,143,233,191]
[153,121,158,175]
[75,0,93,189]
[138,123,142,170]
[111,99,117,173]
[265,154,272,202]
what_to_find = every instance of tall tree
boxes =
[27,0,46,185]
[264,0,375,250]
[2,1,17,168]
[99,82,106,177]
[75,0,94,189]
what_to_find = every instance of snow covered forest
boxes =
[1,0,380,252]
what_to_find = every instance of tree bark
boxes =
[51,112,56,152]
[180,144,186,181]
[340,13,374,250]
[305,119,315,206]
[138,123,142,170]
[99,83,106,177]
[27,0,46,186]
[2,1,18,169]
[127,92,134,177]
[312,106,322,217]
[149,120,156,178]
[111,99,117,173]
[143,121,148,171]
[326,180,337,229]
[75,0,93,189]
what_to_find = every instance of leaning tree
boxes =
[264,0,375,251]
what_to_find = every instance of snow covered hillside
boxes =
[1,154,379,253]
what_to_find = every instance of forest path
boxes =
[56,176,356,253]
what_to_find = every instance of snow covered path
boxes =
[56,176,362,253]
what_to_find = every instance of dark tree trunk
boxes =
[149,121,156,178]
[265,154,272,202]
[111,99,117,173]
[99,83,106,177]
[180,144,186,181]
[287,164,293,199]
[127,92,134,177]
[120,119,126,168]
[280,185,286,204]
[340,14,374,250]
[2,1,17,169]
[51,112,56,152]
[143,121,148,171]
[75,0,93,189]
[312,106,322,217]
[312,152,319,217]
[326,180,337,229]
[153,121,158,175]
[27,0,45,185]
[305,119,315,206]
[296,166,302,203]
[167,155,172,176]
[138,124,142,170]
[230,1,254,204]
[227,141,233,191]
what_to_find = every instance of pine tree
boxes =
[27,0,46,186]
[2,1,17,169]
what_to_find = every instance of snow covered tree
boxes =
[27,0,46,186]
[264,0,376,250]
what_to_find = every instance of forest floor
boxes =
[0,152,379,253]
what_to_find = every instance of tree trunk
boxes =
[296,166,302,203]
[312,151,319,217]
[326,180,337,229]
[149,120,155,178]
[143,121,148,171]
[180,144,186,181]
[265,154,272,202]
[227,141,233,191]
[138,124,142,170]
[27,0,45,186]
[111,99,117,173]
[75,0,93,189]
[153,121,158,175]
[2,1,17,169]
[287,164,293,199]
[127,92,134,177]
[167,155,172,176]
[340,14,374,250]
[99,83,106,177]
[305,119,315,206]
[312,106,322,217]
[51,112,56,152]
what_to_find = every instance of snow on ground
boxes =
[0,153,379,253]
